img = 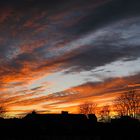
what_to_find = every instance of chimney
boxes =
[61,111,69,115]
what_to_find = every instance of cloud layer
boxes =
[0,0,140,117]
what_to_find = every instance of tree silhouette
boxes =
[79,102,97,115]
[114,89,140,118]
[99,105,110,122]
[0,106,6,118]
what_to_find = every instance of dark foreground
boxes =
[0,113,139,140]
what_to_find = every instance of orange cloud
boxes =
[1,72,140,117]
[0,0,140,118]
[39,76,140,113]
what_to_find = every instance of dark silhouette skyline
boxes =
[0,111,139,140]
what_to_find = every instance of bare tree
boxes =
[0,106,6,118]
[114,89,140,118]
[79,102,97,115]
[99,105,110,122]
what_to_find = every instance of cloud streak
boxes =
[0,0,140,116]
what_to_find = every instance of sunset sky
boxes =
[0,0,140,117]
